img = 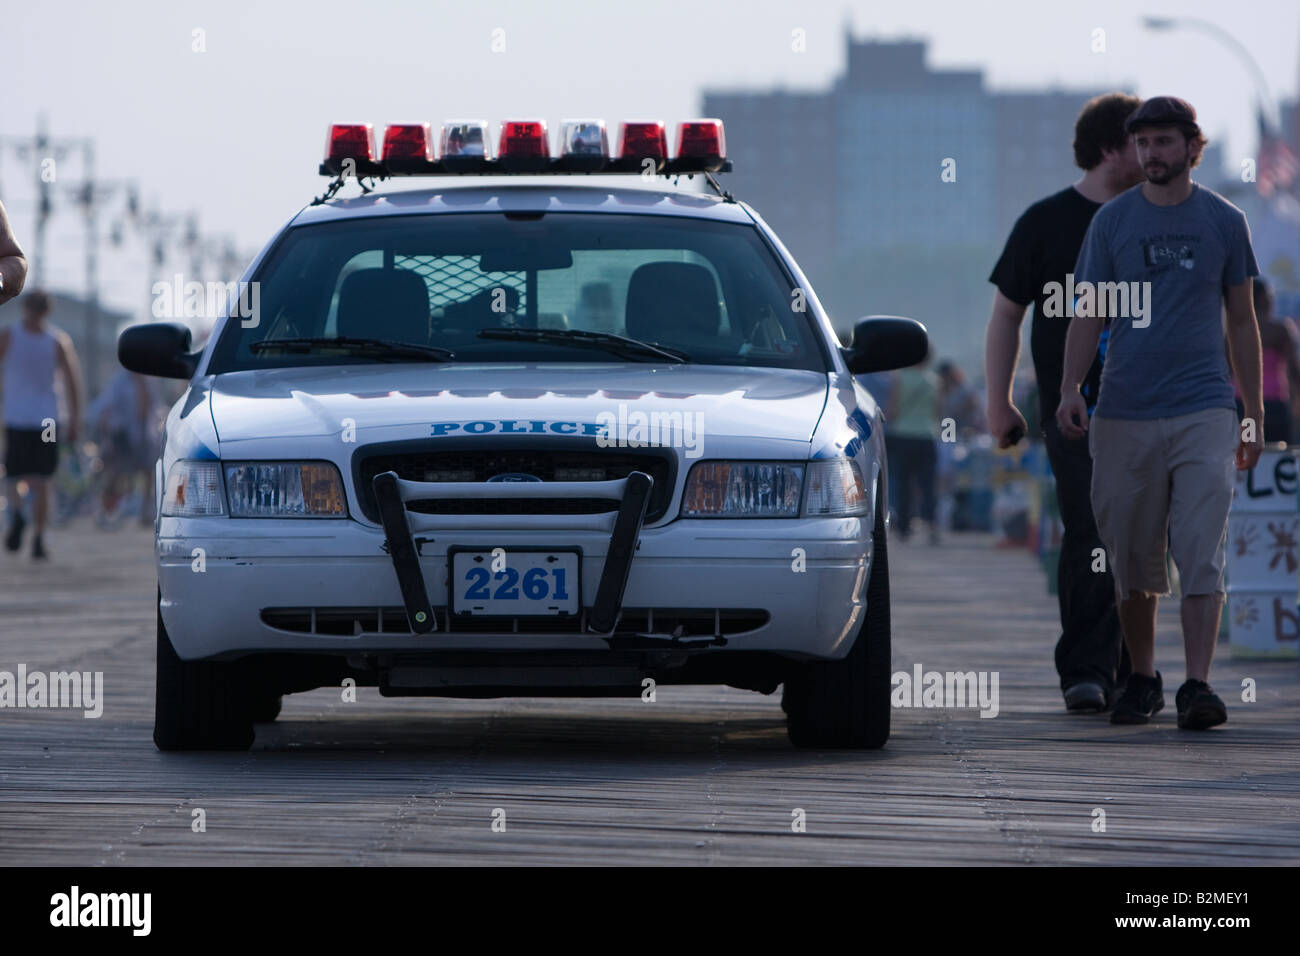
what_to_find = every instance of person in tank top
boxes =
[1,290,84,560]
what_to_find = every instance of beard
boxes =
[1144,152,1189,185]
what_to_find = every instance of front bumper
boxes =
[157,507,872,661]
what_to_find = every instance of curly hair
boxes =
[1073,93,1142,170]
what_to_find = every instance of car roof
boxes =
[290,180,756,227]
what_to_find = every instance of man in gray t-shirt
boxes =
[1074,178,1256,421]
[1055,96,1264,732]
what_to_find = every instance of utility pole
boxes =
[0,115,84,290]
[82,141,99,395]
[70,168,137,396]
[3,119,243,386]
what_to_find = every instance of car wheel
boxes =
[153,592,256,751]
[783,490,891,749]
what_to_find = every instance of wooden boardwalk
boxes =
[1,518,1297,865]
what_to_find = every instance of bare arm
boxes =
[1054,308,1104,440]
[985,289,1027,406]
[984,288,1029,445]
[1225,280,1263,468]
[0,199,28,307]
[55,333,84,440]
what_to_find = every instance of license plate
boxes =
[450,550,580,616]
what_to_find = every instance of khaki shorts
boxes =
[1089,407,1237,599]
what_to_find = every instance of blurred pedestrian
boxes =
[0,198,27,307]
[985,92,1142,713]
[1231,277,1299,443]
[937,360,983,436]
[1,290,84,559]
[934,360,982,530]
[887,347,941,544]
[89,368,162,526]
[1058,96,1263,730]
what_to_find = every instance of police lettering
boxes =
[430,420,606,437]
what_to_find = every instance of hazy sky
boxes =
[3,0,1297,315]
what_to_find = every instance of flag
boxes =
[1258,109,1299,197]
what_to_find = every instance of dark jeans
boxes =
[886,434,937,537]
[1042,419,1131,700]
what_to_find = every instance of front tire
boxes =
[783,493,891,749]
[153,595,256,751]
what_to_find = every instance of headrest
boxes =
[625,262,720,343]
[336,268,430,342]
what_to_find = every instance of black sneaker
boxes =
[1176,680,1227,730]
[31,534,46,561]
[4,511,25,552]
[1064,681,1107,713]
[1110,671,1164,724]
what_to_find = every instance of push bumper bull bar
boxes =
[372,470,654,636]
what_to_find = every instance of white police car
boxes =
[120,119,927,751]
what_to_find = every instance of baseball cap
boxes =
[1125,96,1201,136]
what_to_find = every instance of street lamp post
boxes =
[1142,16,1279,134]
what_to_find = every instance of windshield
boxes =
[208,212,826,373]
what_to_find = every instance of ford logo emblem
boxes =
[486,473,544,483]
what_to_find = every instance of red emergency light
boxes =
[675,119,726,172]
[616,121,668,172]
[497,121,550,172]
[325,124,375,164]
[381,124,431,160]
[381,123,434,169]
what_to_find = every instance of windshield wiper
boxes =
[249,336,455,361]
[478,327,688,363]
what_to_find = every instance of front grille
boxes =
[355,448,674,522]
[261,607,769,637]
[410,497,616,516]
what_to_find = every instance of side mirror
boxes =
[842,315,928,374]
[118,322,200,380]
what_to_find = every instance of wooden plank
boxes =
[0,518,1296,865]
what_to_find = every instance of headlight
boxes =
[224,462,347,517]
[682,462,804,517]
[804,459,869,517]
[161,461,226,516]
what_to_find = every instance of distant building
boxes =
[703,33,1127,368]
[704,89,837,268]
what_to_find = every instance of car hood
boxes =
[208,364,829,444]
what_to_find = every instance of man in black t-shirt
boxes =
[985,93,1143,713]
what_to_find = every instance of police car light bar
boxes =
[319,118,732,177]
